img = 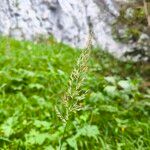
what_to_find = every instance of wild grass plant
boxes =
[55,33,92,149]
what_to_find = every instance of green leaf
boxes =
[77,125,99,139]
[90,92,105,103]
[34,120,51,130]
[118,80,131,90]
[44,145,55,150]
[67,137,78,150]
[104,86,117,96]
[21,69,35,77]
[0,137,11,142]
[32,95,46,106]
[105,76,116,84]
[1,116,17,137]
[99,105,118,113]
[28,83,45,90]
[25,130,49,145]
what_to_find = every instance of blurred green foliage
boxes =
[0,37,149,149]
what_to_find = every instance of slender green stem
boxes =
[59,121,68,150]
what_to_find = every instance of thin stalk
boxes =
[59,121,68,150]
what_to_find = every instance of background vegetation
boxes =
[113,0,150,61]
[0,37,150,149]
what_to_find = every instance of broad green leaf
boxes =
[118,80,131,90]
[32,95,46,106]
[77,125,99,139]
[104,86,117,96]
[25,130,49,145]
[90,92,105,102]
[1,117,14,137]
[44,145,55,150]
[67,137,78,150]
[34,120,51,130]
[105,76,116,84]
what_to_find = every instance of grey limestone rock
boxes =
[0,0,134,59]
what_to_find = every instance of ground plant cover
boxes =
[0,37,150,149]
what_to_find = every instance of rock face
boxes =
[0,0,131,58]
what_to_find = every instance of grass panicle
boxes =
[56,32,93,149]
